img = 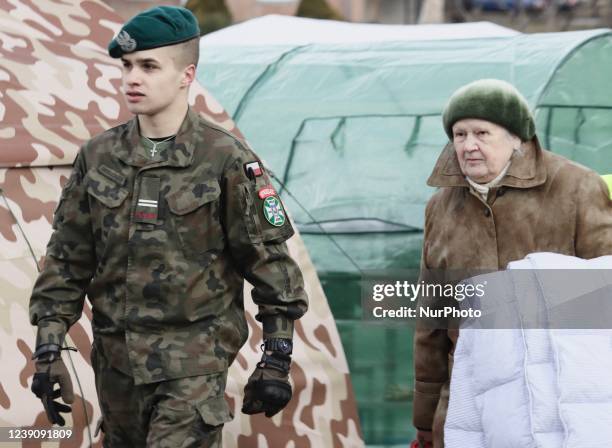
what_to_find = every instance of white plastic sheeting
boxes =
[202,14,519,46]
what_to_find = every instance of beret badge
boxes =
[116,30,137,53]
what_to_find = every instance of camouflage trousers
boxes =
[91,338,232,448]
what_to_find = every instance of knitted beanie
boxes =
[442,79,536,141]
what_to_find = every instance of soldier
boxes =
[28,6,308,447]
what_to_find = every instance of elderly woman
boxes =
[411,79,612,448]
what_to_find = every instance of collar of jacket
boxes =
[114,107,199,167]
[426,135,548,189]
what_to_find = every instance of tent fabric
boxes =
[199,20,612,444]
[0,1,236,169]
[201,14,518,46]
[0,2,362,447]
[199,26,612,240]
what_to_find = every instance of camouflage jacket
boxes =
[29,108,308,384]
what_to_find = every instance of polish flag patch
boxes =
[258,186,277,199]
[244,161,263,178]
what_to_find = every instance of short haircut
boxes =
[172,37,200,70]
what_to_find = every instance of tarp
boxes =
[199,19,612,444]
[0,2,362,447]
[199,24,612,269]
[201,14,518,45]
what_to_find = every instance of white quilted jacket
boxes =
[445,252,612,448]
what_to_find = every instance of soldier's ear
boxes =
[181,64,196,88]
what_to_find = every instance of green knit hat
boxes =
[442,79,536,141]
[108,6,199,58]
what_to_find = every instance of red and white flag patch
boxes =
[244,161,263,178]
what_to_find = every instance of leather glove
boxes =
[242,349,292,418]
[410,430,433,448]
[31,344,74,426]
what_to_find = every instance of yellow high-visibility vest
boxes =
[603,175,612,199]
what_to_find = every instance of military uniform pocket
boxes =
[196,395,233,427]
[166,179,224,258]
[84,168,129,258]
[86,168,129,208]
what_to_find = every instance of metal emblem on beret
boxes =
[262,196,286,227]
[116,30,137,53]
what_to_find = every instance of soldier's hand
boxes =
[242,352,292,417]
[31,346,74,426]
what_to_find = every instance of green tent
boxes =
[199,23,612,270]
[198,20,612,444]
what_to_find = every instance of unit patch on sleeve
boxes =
[258,185,277,199]
[262,196,286,227]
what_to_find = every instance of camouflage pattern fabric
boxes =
[0,1,238,170]
[91,338,229,447]
[29,107,308,385]
[0,1,363,446]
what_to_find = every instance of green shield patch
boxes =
[262,196,286,227]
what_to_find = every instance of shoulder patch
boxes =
[258,185,277,199]
[262,196,286,227]
[244,161,263,179]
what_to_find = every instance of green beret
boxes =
[108,6,199,58]
[442,79,536,141]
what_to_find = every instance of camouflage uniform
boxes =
[29,108,308,445]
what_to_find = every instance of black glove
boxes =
[242,340,293,417]
[31,344,75,426]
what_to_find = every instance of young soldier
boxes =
[28,6,307,447]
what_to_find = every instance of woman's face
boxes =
[452,119,520,183]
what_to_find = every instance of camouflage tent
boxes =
[0,2,362,447]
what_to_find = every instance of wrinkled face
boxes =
[120,46,190,116]
[452,118,520,183]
